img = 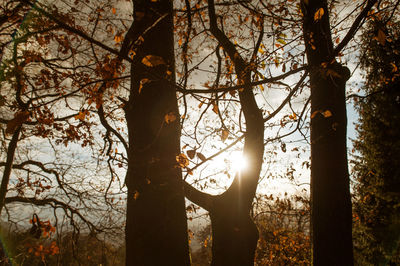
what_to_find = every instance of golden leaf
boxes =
[314,8,324,21]
[133,191,139,200]
[311,110,332,119]
[221,129,229,142]
[322,110,332,118]
[141,55,166,67]
[114,34,123,43]
[310,110,319,119]
[164,112,177,124]
[289,112,297,120]
[212,103,219,114]
[74,111,86,121]
[139,78,150,93]
[390,62,398,72]
[277,39,286,45]
[176,153,189,168]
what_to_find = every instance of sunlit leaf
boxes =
[114,34,123,43]
[74,111,86,121]
[277,39,286,45]
[164,112,177,124]
[139,78,150,93]
[322,110,332,118]
[314,8,324,21]
[311,110,319,119]
[390,62,398,72]
[141,55,166,67]
[133,191,140,200]
[221,129,229,142]
[212,103,219,114]
[311,110,332,119]
[176,153,189,168]
[289,112,297,120]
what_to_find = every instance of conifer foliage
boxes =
[352,16,400,265]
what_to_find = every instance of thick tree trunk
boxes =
[125,1,190,265]
[209,192,260,266]
[184,2,265,264]
[301,0,353,265]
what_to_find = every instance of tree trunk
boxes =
[183,2,265,264]
[125,1,190,265]
[0,127,21,215]
[301,0,353,265]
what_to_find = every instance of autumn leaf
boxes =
[281,142,287,153]
[212,103,219,114]
[221,129,229,142]
[139,78,150,93]
[133,191,140,200]
[176,153,189,168]
[390,62,398,72]
[164,112,177,124]
[322,110,332,117]
[114,34,123,44]
[112,7,116,14]
[376,29,386,46]
[311,110,332,119]
[277,39,286,45]
[6,111,30,134]
[141,55,166,67]
[74,111,86,121]
[289,112,297,120]
[197,152,206,162]
[311,110,319,119]
[187,149,196,159]
[314,8,324,21]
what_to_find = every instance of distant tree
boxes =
[352,14,400,265]
[254,194,310,265]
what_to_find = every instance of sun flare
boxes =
[228,151,248,173]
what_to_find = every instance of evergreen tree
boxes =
[353,17,400,266]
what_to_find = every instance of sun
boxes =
[228,151,248,173]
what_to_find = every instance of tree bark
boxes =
[183,1,265,264]
[301,0,353,265]
[0,127,21,215]
[124,1,190,265]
